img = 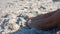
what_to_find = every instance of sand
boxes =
[0,0,60,34]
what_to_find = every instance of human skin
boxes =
[28,9,60,30]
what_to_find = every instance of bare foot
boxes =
[28,9,60,30]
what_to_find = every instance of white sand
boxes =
[0,0,60,34]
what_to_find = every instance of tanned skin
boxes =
[28,9,60,30]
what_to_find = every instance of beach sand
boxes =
[0,0,60,34]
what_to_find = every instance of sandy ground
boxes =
[0,0,60,34]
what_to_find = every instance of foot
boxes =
[27,9,60,30]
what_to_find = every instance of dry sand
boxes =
[0,0,60,34]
